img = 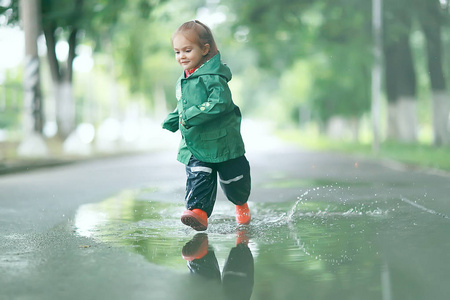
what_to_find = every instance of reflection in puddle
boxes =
[73,186,450,299]
[73,188,391,298]
[182,232,254,300]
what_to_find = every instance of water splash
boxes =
[285,185,389,225]
[401,196,450,219]
[286,190,310,223]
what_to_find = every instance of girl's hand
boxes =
[180,118,191,129]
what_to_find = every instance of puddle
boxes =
[73,186,450,300]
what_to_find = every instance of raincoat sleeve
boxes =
[162,108,180,132]
[181,75,233,127]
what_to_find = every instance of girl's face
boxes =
[173,32,210,71]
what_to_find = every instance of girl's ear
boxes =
[202,44,210,56]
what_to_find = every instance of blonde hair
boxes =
[172,20,219,62]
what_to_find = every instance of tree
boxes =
[20,0,44,133]
[416,0,450,145]
[229,0,373,134]
[383,0,418,142]
[2,0,118,138]
[1,0,167,139]
[371,0,382,153]
[227,0,450,146]
[1,1,44,135]
[228,0,315,72]
[40,0,85,138]
[17,0,48,157]
[312,1,372,135]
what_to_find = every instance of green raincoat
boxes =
[162,53,246,164]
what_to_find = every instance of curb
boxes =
[0,159,77,176]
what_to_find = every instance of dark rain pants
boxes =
[185,155,251,217]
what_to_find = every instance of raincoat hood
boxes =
[188,52,232,82]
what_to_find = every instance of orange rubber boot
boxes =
[181,209,208,231]
[235,203,251,225]
[182,233,209,261]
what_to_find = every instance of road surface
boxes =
[1,125,450,300]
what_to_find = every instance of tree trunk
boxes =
[20,0,44,134]
[371,0,382,153]
[383,4,417,142]
[431,91,450,145]
[396,96,418,142]
[43,24,78,139]
[386,102,398,140]
[419,0,450,145]
[350,117,360,142]
[18,0,48,157]
[394,35,418,143]
[54,80,75,139]
[384,40,399,140]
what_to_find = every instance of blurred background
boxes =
[0,0,449,168]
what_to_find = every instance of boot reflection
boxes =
[182,230,254,300]
[182,233,221,282]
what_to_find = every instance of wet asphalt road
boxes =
[1,129,450,300]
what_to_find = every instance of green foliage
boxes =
[0,0,19,24]
[0,70,23,129]
[229,0,315,70]
[92,0,209,103]
[41,0,84,28]
[227,0,373,125]
[310,50,371,122]
[2,0,450,139]
[279,60,311,107]
[2,0,89,38]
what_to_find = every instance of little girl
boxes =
[162,20,251,231]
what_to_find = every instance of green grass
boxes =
[278,129,450,172]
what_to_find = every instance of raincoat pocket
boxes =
[200,129,227,141]
[198,128,229,159]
